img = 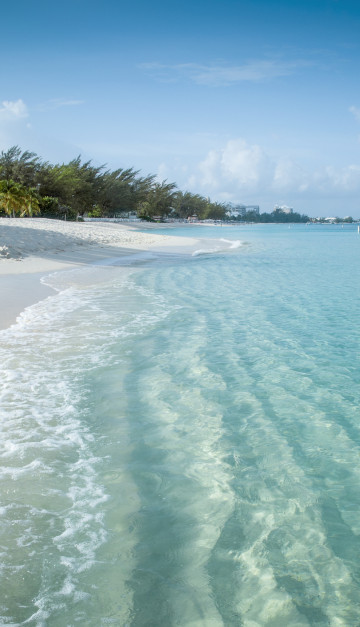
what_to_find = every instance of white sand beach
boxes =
[0,218,197,329]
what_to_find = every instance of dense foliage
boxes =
[1,146,353,223]
[231,208,310,223]
[0,179,40,217]
[0,146,227,221]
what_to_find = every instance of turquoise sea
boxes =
[1,223,360,626]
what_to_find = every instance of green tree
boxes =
[173,191,207,218]
[0,179,27,217]
[98,167,141,214]
[137,180,178,219]
[37,157,104,217]
[20,187,41,217]
[87,204,103,218]
[39,195,60,217]
[0,146,41,187]
[172,192,226,220]
[203,201,226,220]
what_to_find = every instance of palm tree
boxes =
[0,179,26,217]
[20,187,41,217]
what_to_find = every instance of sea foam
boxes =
[192,238,243,256]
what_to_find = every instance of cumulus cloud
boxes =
[273,159,309,191]
[185,138,360,203]
[140,59,305,86]
[197,139,273,190]
[324,164,360,191]
[0,99,28,119]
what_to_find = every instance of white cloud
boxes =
[197,139,273,190]
[140,59,306,86]
[0,99,30,146]
[184,138,360,205]
[198,149,221,187]
[325,164,360,191]
[349,105,360,122]
[156,162,168,182]
[221,140,269,184]
[0,99,28,119]
[273,159,308,191]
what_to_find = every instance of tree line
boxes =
[0,146,227,221]
[230,208,310,223]
[0,146,316,223]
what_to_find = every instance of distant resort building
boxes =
[274,204,293,214]
[226,204,260,218]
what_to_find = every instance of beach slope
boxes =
[0,218,194,329]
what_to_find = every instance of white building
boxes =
[226,203,260,217]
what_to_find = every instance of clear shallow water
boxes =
[1,224,360,626]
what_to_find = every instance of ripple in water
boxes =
[1,225,360,625]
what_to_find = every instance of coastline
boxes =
[0,218,198,330]
[0,272,56,331]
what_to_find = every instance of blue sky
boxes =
[1,0,360,216]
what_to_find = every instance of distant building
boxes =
[226,203,260,217]
[111,211,138,219]
[274,205,293,214]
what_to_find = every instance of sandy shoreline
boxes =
[0,218,197,330]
